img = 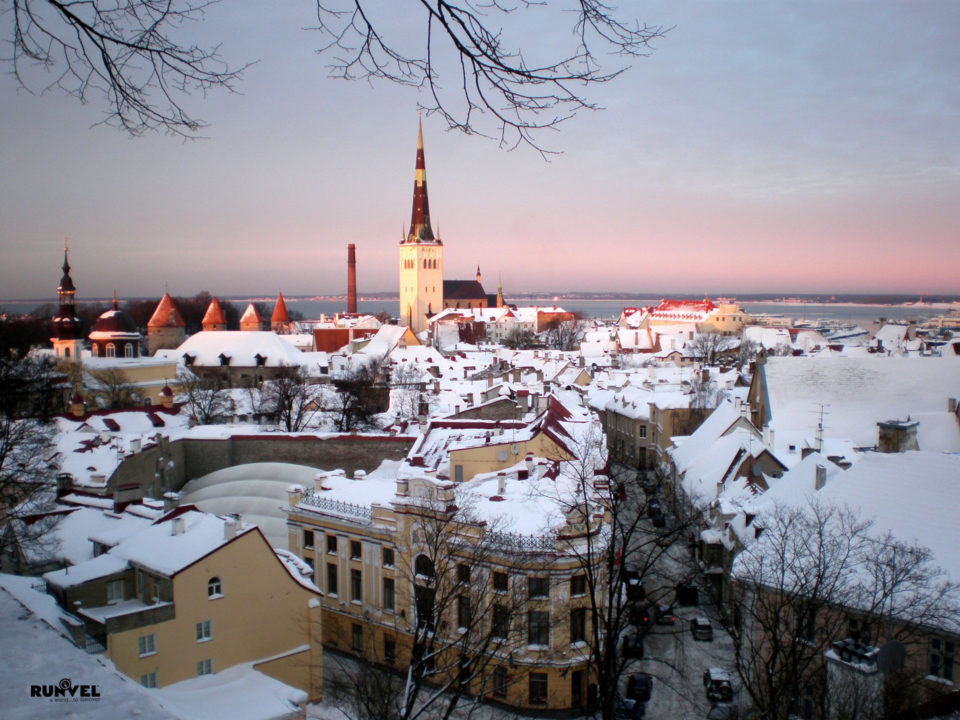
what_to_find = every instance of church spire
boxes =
[406,117,436,244]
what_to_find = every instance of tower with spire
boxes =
[398,119,444,334]
[50,242,84,360]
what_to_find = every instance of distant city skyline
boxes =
[2,1,959,299]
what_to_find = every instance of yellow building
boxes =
[285,393,609,713]
[44,508,323,698]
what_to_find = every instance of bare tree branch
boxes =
[313,0,667,153]
[8,0,248,136]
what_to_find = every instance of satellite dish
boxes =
[876,640,906,673]
[497,449,508,462]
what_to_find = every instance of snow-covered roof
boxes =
[762,356,960,452]
[166,331,307,368]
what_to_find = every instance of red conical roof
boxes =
[147,292,186,329]
[202,297,226,327]
[240,303,262,324]
[271,292,289,324]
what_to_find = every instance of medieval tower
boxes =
[399,119,443,334]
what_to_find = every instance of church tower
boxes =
[50,243,83,360]
[399,119,443,334]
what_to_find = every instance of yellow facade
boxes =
[448,433,572,484]
[104,530,322,697]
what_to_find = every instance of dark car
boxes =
[675,582,699,606]
[614,697,647,719]
[706,703,735,720]
[703,667,733,701]
[656,603,676,625]
[650,509,666,528]
[691,616,714,641]
[646,499,662,517]
[629,604,656,627]
[621,633,644,658]
[622,566,646,601]
[626,672,653,702]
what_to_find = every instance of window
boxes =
[570,574,586,596]
[415,554,435,579]
[382,547,394,567]
[327,563,338,596]
[207,577,222,598]
[352,623,363,653]
[138,634,156,657]
[528,610,549,646]
[415,585,436,631]
[930,637,956,681]
[384,636,396,663]
[457,563,471,583]
[493,572,509,592]
[570,608,586,644]
[327,535,337,554]
[196,620,212,642]
[197,659,213,676]
[105,343,116,358]
[106,579,123,603]
[639,424,647,439]
[124,343,134,358]
[795,604,816,643]
[383,577,395,612]
[493,666,507,698]
[303,530,314,549]
[140,672,157,688]
[350,540,362,560]
[454,465,463,483]
[303,555,314,580]
[492,604,510,639]
[528,576,548,599]
[529,673,548,705]
[457,595,472,629]
[351,569,362,602]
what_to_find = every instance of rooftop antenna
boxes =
[810,404,830,452]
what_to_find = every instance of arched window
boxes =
[91,344,99,357]
[207,577,222,598]
[124,343,134,358]
[63,347,71,358]
[414,555,434,580]
[105,343,116,358]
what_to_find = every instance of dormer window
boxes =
[183,354,195,366]
[218,353,231,367]
[254,353,267,367]
[207,577,223,599]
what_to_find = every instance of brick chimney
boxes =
[347,244,357,314]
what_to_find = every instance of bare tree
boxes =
[314,1,667,152]
[688,333,733,367]
[540,317,585,351]
[86,366,136,407]
[177,366,232,424]
[328,358,389,431]
[730,500,960,720]
[0,354,62,568]
[259,364,319,431]
[502,326,534,350]
[327,497,536,720]
[9,0,247,136]
[390,362,428,420]
[554,433,702,720]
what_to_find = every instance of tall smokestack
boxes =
[347,243,357,314]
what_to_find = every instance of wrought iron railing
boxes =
[299,491,372,521]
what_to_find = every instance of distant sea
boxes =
[3,295,955,329]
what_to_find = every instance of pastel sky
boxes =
[2,1,959,301]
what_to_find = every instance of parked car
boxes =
[656,603,676,625]
[691,616,714,641]
[646,499,662,518]
[650,509,666,528]
[614,697,647,719]
[675,581,699,606]
[706,703,735,720]
[621,632,645,658]
[629,604,656,627]
[622,565,646,601]
[703,667,734,701]
[626,673,653,702]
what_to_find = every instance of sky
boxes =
[2,1,959,301]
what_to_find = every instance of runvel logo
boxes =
[30,677,101,701]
